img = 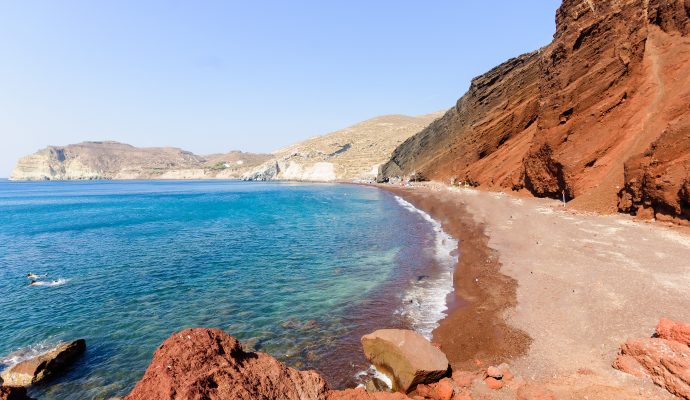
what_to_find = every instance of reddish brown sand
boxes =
[382,183,690,399]
[383,186,531,370]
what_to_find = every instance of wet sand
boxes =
[383,185,531,369]
[382,183,690,398]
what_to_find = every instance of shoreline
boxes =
[390,195,457,340]
[4,180,689,398]
[377,182,690,398]
[379,184,531,369]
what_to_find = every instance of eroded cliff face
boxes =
[243,113,444,182]
[380,0,690,224]
[10,141,272,181]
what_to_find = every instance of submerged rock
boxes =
[125,328,329,400]
[361,329,450,393]
[0,339,85,387]
[364,377,392,393]
[0,387,34,400]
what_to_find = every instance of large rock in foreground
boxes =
[361,329,450,393]
[125,328,329,400]
[0,339,85,387]
[613,319,690,399]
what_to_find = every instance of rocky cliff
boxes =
[380,0,690,224]
[10,141,272,180]
[243,113,443,182]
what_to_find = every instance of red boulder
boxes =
[656,318,690,347]
[613,337,690,399]
[125,328,329,400]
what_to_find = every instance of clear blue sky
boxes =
[0,1,560,177]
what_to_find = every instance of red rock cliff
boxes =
[380,0,690,224]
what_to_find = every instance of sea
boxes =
[0,179,456,399]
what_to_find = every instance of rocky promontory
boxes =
[10,141,272,181]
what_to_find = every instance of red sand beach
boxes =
[383,183,690,399]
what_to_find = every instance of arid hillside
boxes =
[10,141,272,180]
[243,112,444,182]
[380,0,690,225]
[11,113,442,182]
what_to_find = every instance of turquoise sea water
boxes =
[0,180,452,399]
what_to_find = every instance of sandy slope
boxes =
[388,183,690,398]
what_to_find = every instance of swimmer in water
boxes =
[29,280,38,286]
[26,273,47,279]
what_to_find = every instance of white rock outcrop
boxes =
[243,112,444,182]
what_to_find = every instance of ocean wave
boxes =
[352,195,458,388]
[0,341,57,367]
[354,365,393,390]
[393,195,458,340]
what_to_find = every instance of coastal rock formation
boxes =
[361,329,450,393]
[125,328,585,400]
[0,339,85,387]
[10,141,272,181]
[618,122,690,224]
[243,113,444,182]
[0,387,33,400]
[379,0,690,224]
[614,338,690,398]
[125,328,329,400]
[656,318,690,346]
[613,318,690,398]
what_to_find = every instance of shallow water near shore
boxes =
[0,180,455,399]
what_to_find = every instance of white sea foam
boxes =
[393,196,458,340]
[31,278,68,287]
[353,196,458,386]
[0,341,57,367]
[354,365,393,390]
